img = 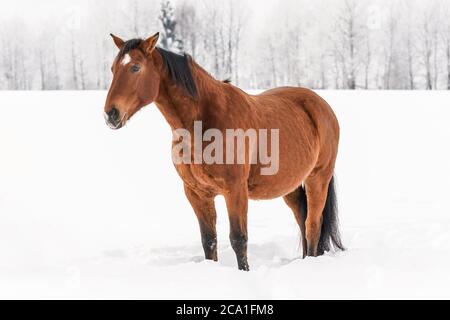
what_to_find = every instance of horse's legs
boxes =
[304,177,330,257]
[224,184,249,271]
[283,188,307,258]
[184,185,218,261]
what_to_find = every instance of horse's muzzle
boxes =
[105,107,123,130]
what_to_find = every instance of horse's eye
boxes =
[130,65,140,73]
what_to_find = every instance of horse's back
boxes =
[255,86,339,144]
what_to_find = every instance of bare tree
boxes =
[418,2,440,90]
[406,34,416,90]
[70,31,79,90]
[331,0,364,89]
[177,1,198,58]
[383,5,397,89]
[268,40,278,87]
[443,6,450,89]
[362,29,372,89]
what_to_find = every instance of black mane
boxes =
[156,47,198,97]
[118,38,197,98]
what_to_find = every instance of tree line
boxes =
[1,0,449,90]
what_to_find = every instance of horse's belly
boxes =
[248,177,298,200]
[247,161,314,200]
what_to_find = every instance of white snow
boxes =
[1,90,450,299]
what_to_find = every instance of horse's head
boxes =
[104,33,161,130]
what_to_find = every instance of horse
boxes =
[104,32,344,271]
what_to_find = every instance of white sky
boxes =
[0,0,86,21]
[0,0,277,24]
[0,0,282,45]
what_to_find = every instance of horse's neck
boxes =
[154,81,194,131]
[154,63,221,132]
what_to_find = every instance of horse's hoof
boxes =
[238,262,250,271]
[205,252,218,261]
[307,245,318,257]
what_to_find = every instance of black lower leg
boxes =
[198,220,218,261]
[307,243,318,257]
[201,229,218,261]
[224,184,250,271]
[230,233,249,271]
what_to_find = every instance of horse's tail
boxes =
[299,176,345,255]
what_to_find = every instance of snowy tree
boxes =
[159,1,182,52]
[176,1,199,58]
[442,3,450,90]
[416,1,441,90]
[331,0,365,89]
[36,30,60,90]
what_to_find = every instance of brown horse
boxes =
[104,33,344,271]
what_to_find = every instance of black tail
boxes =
[299,176,345,255]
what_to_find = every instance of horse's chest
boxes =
[174,163,221,194]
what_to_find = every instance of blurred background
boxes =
[1,0,450,91]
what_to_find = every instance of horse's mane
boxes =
[156,47,198,97]
[118,39,198,98]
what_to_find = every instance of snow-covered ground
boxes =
[1,90,450,299]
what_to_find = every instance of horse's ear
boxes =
[110,33,124,50]
[141,32,160,55]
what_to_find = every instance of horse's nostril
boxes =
[107,107,119,121]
